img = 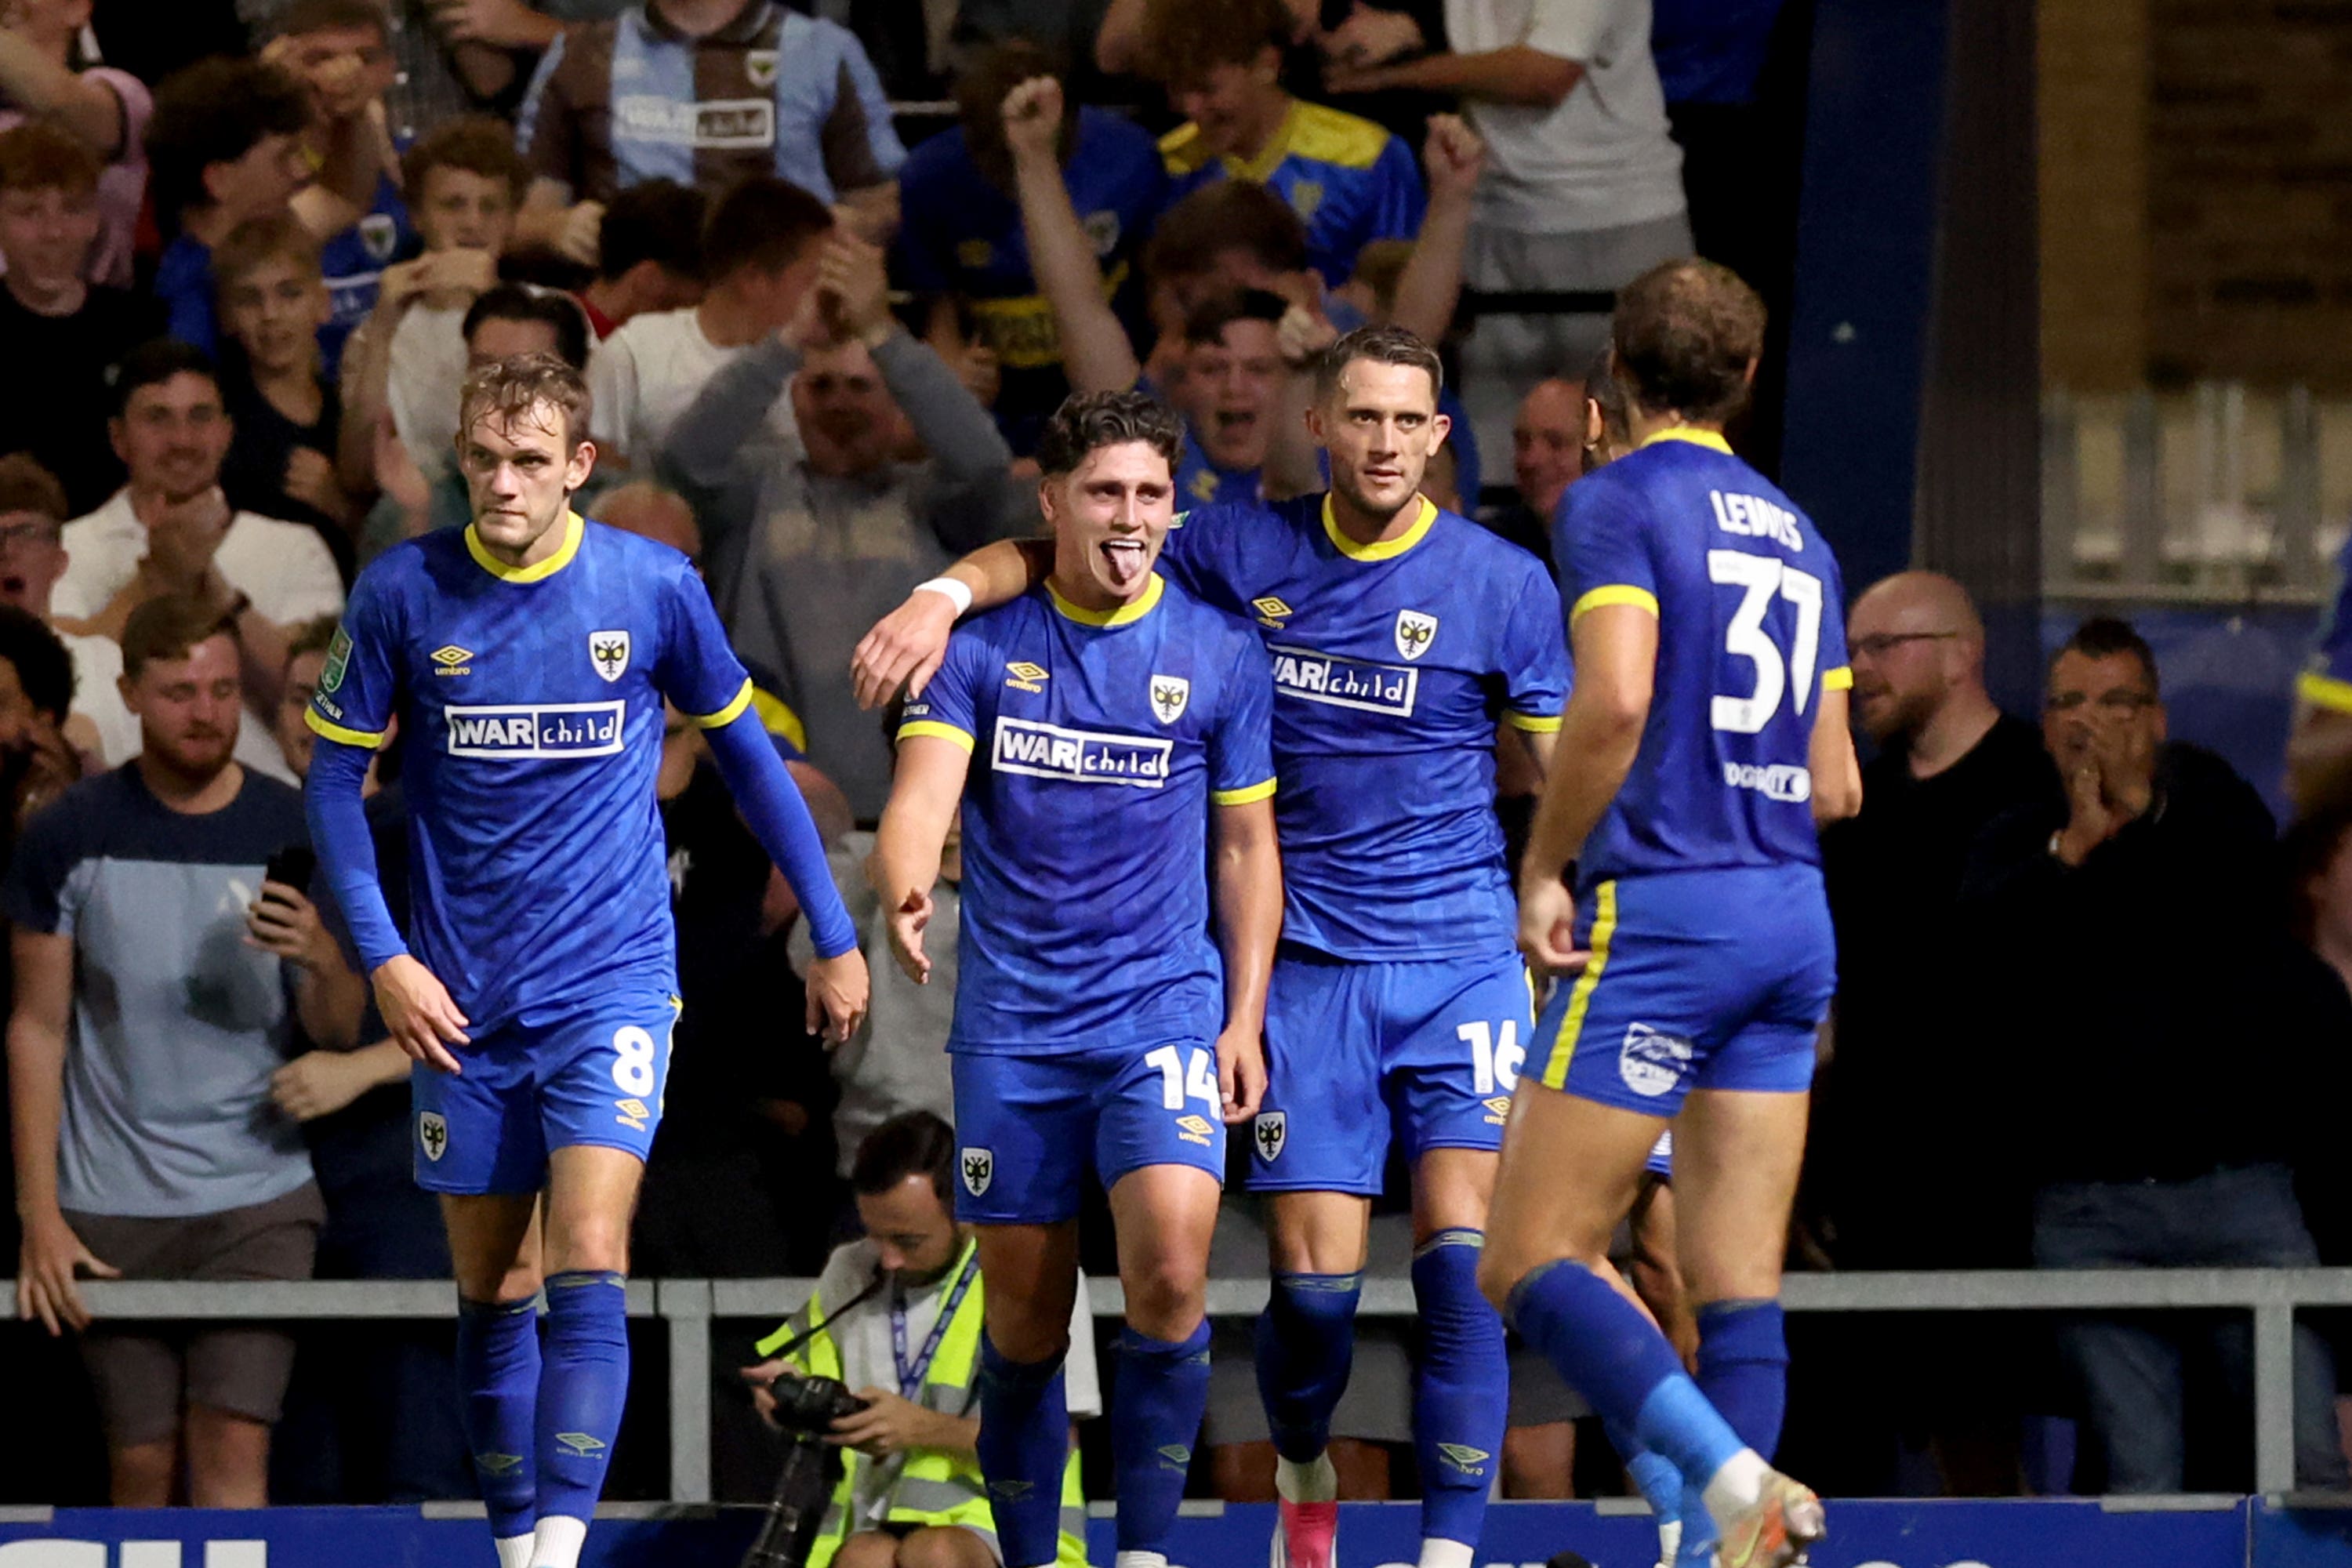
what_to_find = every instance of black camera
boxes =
[738,1373,870,1568]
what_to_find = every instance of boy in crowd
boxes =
[337,115,526,494]
[147,57,314,358]
[0,123,155,516]
[215,214,361,582]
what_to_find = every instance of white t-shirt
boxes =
[386,303,473,484]
[587,307,799,463]
[53,490,347,628]
[802,1236,1101,1533]
[63,628,298,784]
[1446,0,1686,234]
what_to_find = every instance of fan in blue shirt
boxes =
[897,49,1167,453]
[303,354,868,1568]
[870,390,1279,1568]
[1488,260,1860,1568]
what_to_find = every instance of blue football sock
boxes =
[1602,1415,1683,1528]
[1695,1298,1788,1461]
[1411,1229,1507,1549]
[975,1333,1070,1568]
[456,1294,540,1541]
[1254,1270,1362,1465]
[1507,1258,1745,1491]
[1112,1322,1211,1556]
[535,1270,630,1527]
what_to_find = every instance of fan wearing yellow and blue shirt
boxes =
[301,353,871,1568]
[869,389,1281,1568]
[2289,532,2352,815]
[1479,261,1861,1568]
[849,326,1569,1568]
[1135,0,1425,289]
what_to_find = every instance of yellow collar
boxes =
[1225,97,1300,183]
[1638,426,1733,454]
[1047,572,1164,627]
[466,509,584,583]
[1323,492,1437,561]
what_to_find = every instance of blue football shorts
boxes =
[412,988,682,1195]
[950,1040,1228,1225]
[1247,942,1534,1195]
[1536,864,1835,1117]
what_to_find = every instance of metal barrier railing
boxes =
[13,1268,2351,1501]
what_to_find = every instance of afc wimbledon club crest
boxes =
[589,630,631,682]
[960,1146,994,1196]
[1394,610,1438,661]
[419,1112,448,1163]
[1253,1110,1287,1163]
[358,212,398,263]
[1149,674,1189,724]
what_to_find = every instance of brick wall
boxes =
[2040,0,2149,391]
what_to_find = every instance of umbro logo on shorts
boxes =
[960,1147,993,1196]
[1175,1113,1214,1147]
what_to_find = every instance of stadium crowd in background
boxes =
[0,0,2342,1556]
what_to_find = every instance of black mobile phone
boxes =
[263,845,317,893]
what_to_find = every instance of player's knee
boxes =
[1120,1255,1207,1341]
[1475,1243,1533,1316]
[546,1215,632,1277]
[984,1308,1070,1368]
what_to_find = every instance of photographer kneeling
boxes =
[742,1113,1098,1568]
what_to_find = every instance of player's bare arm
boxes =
[1518,603,1658,974]
[1807,686,1863,825]
[851,538,1054,709]
[869,733,973,985]
[1209,795,1279,1123]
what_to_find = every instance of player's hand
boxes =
[1423,114,1486,201]
[16,1210,118,1336]
[805,948,871,1044]
[1216,1025,1266,1123]
[372,953,471,1073]
[1276,303,1338,370]
[1517,873,1588,975]
[247,880,344,973]
[830,1387,931,1457]
[881,887,933,985]
[1000,75,1065,166]
[851,592,960,709]
[270,1047,379,1122]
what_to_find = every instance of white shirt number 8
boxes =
[1708,550,1824,735]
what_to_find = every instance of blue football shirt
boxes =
[1161,493,1568,960]
[897,108,1167,442]
[1552,429,1852,883]
[897,575,1275,1054]
[307,511,754,1030]
[1161,100,1425,286]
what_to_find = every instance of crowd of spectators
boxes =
[0,0,2334,1528]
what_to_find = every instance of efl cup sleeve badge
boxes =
[589,630,631,683]
[960,1147,994,1196]
[1149,674,1190,724]
[1394,610,1439,661]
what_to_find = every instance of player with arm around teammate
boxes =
[869,390,1281,1568]
[301,353,870,1568]
[1479,261,1860,1568]
[853,326,1570,1568]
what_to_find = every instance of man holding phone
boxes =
[3,593,350,1507]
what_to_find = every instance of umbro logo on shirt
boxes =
[431,644,474,677]
[1004,661,1047,693]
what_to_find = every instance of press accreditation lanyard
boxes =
[891,1244,978,1400]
